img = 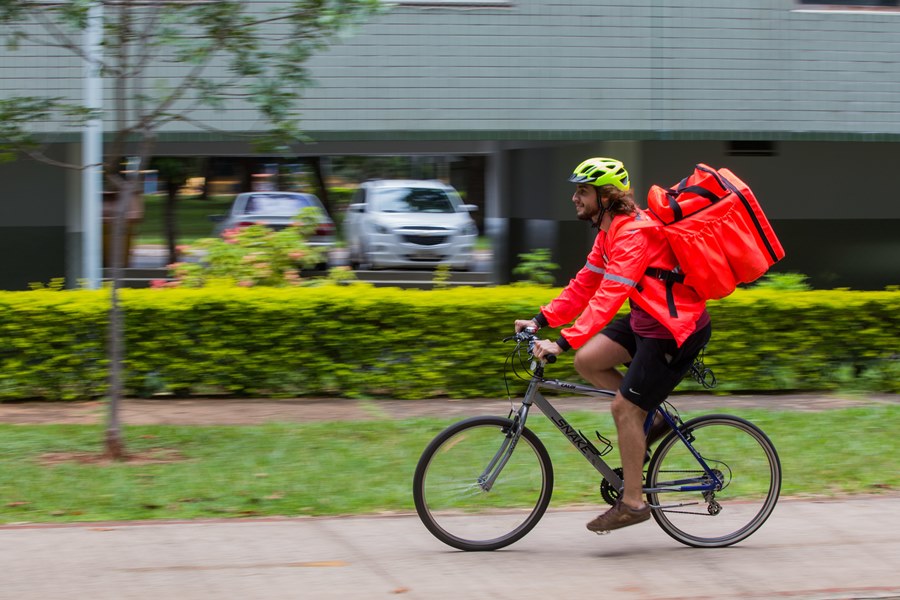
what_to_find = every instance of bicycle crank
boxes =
[600,467,625,506]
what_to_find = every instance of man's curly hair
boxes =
[598,185,637,216]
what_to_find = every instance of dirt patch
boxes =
[0,394,896,426]
[37,447,188,466]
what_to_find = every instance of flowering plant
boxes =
[160,207,328,288]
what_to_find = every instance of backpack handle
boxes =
[664,185,724,221]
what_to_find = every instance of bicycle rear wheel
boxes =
[645,414,781,548]
[413,415,553,551]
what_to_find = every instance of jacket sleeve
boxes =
[539,232,606,328]
[559,227,652,350]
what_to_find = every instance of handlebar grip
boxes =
[545,354,557,364]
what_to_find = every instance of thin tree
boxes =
[0,0,379,459]
[150,156,204,266]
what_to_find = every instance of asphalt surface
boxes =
[130,245,494,272]
[1,393,898,600]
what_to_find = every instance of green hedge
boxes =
[0,286,897,400]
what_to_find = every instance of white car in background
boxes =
[344,180,478,270]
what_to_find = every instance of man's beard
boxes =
[577,205,602,229]
[577,207,599,222]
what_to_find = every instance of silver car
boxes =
[344,180,478,270]
[212,191,337,247]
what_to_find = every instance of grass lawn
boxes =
[133,194,235,245]
[0,406,895,524]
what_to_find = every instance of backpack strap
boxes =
[695,164,781,263]
[608,212,658,239]
[609,214,687,318]
[645,267,685,318]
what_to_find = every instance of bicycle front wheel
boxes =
[413,415,553,551]
[646,414,781,548]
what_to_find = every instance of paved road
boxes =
[1,496,898,600]
[130,245,494,272]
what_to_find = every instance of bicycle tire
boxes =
[646,414,781,548]
[413,415,554,551]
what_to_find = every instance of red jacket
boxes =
[541,210,707,349]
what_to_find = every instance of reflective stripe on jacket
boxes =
[541,210,707,349]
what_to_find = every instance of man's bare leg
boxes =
[575,333,647,506]
[611,392,649,510]
[573,333,631,390]
[585,392,653,532]
[577,335,653,532]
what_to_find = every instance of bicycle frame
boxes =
[414,331,780,551]
[505,360,724,499]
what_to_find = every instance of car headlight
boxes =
[462,223,478,236]
[372,222,391,235]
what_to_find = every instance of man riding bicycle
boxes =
[515,157,712,533]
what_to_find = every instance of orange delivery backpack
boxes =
[644,164,785,300]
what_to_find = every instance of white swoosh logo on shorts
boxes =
[628,388,641,396]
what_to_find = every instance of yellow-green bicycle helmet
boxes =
[568,157,630,191]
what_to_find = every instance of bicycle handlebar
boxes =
[506,328,557,364]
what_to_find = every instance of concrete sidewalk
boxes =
[1,496,898,599]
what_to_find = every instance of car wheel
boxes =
[354,241,374,270]
[348,242,362,269]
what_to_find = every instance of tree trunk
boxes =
[105,176,131,461]
[164,175,178,266]
[309,157,330,215]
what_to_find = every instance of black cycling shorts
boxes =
[600,316,712,412]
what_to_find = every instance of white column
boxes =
[82,1,103,288]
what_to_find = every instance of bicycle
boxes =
[412,328,781,551]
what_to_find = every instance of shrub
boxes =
[750,272,812,291]
[169,207,326,288]
[512,249,559,286]
[0,287,897,400]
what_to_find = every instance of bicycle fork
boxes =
[476,404,532,492]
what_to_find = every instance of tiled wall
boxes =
[3,1,900,138]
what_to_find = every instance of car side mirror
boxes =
[348,203,366,213]
[460,204,478,212]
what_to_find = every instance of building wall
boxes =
[504,139,900,289]
[249,0,900,137]
[2,1,900,289]
[0,150,69,289]
[4,1,900,138]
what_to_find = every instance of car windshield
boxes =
[243,194,315,216]
[371,188,457,213]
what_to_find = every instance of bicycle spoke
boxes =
[646,415,781,548]
[413,416,553,551]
